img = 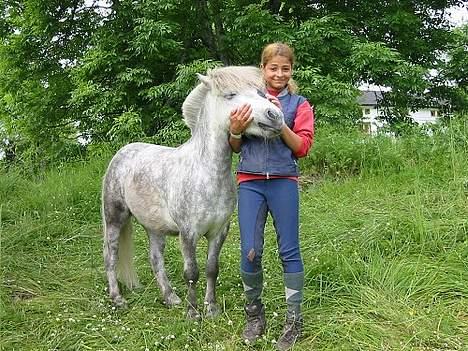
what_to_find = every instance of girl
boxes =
[229,42,314,350]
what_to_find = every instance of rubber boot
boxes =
[243,301,266,343]
[276,311,303,350]
[276,271,304,350]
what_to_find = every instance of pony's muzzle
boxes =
[266,108,282,123]
[257,108,283,134]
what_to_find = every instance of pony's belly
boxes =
[133,207,178,233]
[126,192,178,233]
[188,204,234,237]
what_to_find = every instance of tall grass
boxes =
[1,119,467,350]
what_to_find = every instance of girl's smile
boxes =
[262,55,292,92]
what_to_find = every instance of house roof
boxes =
[358,90,383,106]
[358,90,446,108]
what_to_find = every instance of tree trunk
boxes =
[268,0,282,14]
[194,0,230,65]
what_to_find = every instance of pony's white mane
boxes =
[207,66,264,94]
[182,66,265,131]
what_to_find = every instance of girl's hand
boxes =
[265,93,281,109]
[230,103,253,134]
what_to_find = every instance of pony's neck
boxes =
[188,105,232,167]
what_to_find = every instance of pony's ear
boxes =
[197,73,211,88]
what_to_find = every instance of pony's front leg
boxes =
[180,234,200,319]
[147,232,182,306]
[204,223,229,318]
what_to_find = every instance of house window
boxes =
[364,108,371,115]
[430,110,439,117]
[362,122,371,134]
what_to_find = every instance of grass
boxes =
[1,122,468,350]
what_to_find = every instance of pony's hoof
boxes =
[112,296,128,309]
[186,307,201,320]
[205,303,221,318]
[164,292,182,307]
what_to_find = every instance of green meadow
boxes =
[1,122,467,351]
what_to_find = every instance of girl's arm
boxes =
[281,100,314,158]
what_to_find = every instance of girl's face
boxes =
[262,55,292,91]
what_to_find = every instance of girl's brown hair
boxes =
[260,42,298,93]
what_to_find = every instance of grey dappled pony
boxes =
[102,66,284,319]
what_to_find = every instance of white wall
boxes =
[361,107,384,134]
[361,107,440,134]
[409,109,439,125]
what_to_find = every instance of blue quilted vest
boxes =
[237,89,306,177]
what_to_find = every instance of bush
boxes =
[300,118,468,178]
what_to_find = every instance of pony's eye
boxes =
[257,90,267,98]
[224,92,237,100]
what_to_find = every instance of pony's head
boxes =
[182,66,284,138]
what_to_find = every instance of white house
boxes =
[358,90,440,134]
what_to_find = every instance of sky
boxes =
[448,5,468,27]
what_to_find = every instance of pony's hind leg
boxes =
[179,234,200,319]
[104,223,127,307]
[204,223,229,318]
[147,231,182,306]
[103,201,134,308]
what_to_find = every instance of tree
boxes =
[0,0,100,164]
[1,0,466,166]
[431,24,468,113]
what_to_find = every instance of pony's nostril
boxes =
[266,109,280,121]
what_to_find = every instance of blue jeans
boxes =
[238,179,303,273]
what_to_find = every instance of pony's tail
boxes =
[116,220,140,290]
